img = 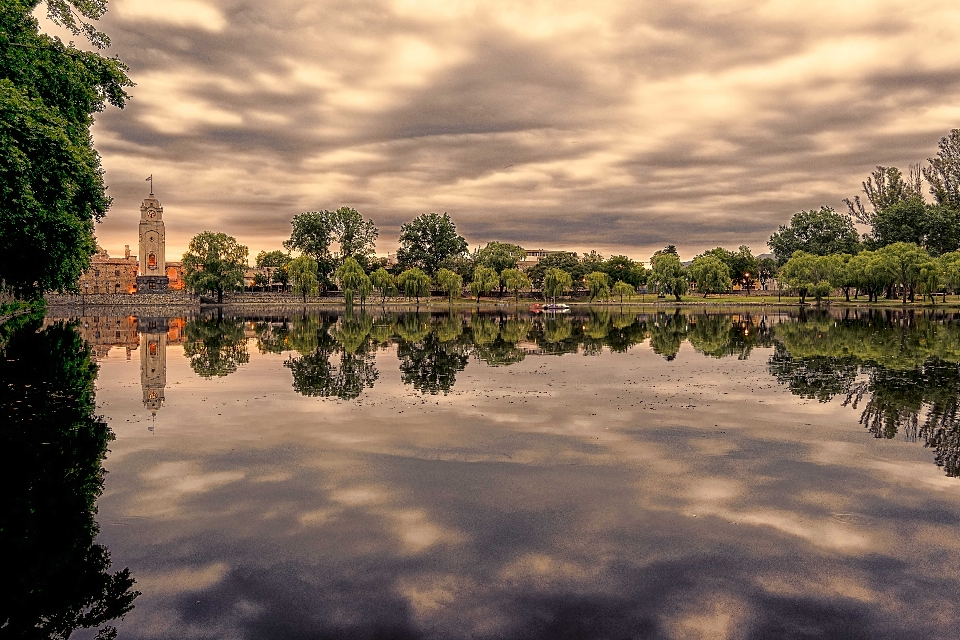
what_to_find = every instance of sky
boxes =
[42,0,960,261]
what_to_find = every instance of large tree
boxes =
[689,255,732,298]
[649,252,688,301]
[0,0,133,298]
[182,232,248,303]
[396,213,468,275]
[768,207,860,264]
[923,129,960,209]
[284,207,379,288]
[844,165,923,226]
[475,241,525,296]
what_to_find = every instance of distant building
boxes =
[518,249,572,270]
[77,247,139,295]
[137,189,169,292]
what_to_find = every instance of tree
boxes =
[584,271,611,302]
[255,250,291,291]
[396,212,468,275]
[602,255,645,288]
[527,252,579,289]
[941,251,960,299]
[335,257,368,307]
[649,252,688,301]
[611,280,635,303]
[868,197,927,248]
[397,267,431,304]
[688,255,732,298]
[370,267,397,303]
[923,129,960,209]
[543,267,572,303]
[0,1,133,298]
[876,242,929,303]
[768,207,860,264]
[283,211,333,286]
[182,232,248,303]
[500,268,531,303]
[845,165,923,226]
[779,251,837,304]
[476,241,526,296]
[329,207,378,266]
[435,268,463,305]
[289,255,319,302]
[845,250,892,303]
[469,266,499,302]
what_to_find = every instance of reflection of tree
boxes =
[184,314,250,377]
[473,315,528,367]
[771,311,960,476]
[254,319,290,354]
[284,313,378,400]
[648,311,687,361]
[688,314,774,360]
[397,314,469,394]
[0,320,138,639]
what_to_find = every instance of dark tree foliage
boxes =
[0,0,132,297]
[396,317,469,394]
[923,129,960,209]
[283,314,379,400]
[844,165,923,226]
[183,314,250,377]
[770,311,960,476]
[396,213,468,275]
[647,310,687,360]
[768,207,860,264]
[0,317,138,639]
[526,252,579,289]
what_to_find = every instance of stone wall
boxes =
[45,292,200,313]
[215,292,343,304]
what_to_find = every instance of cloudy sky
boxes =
[46,0,960,261]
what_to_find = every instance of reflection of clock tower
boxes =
[136,184,169,292]
[140,317,168,431]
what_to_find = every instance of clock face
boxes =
[147,209,157,218]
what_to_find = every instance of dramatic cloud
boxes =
[65,0,960,260]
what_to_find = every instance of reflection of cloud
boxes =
[136,562,230,595]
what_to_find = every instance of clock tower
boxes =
[136,186,169,292]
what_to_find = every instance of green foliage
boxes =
[768,207,860,264]
[876,242,930,303]
[845,165,923,226]
[601,255,646,288]
[289,255,320,302]
[756,257,778,290]
[543,267,573,302]
[0,318,139,638]
[256,250,291,268]
[0,1,133,297]
[688,255,732,297]
[435,268,463,304]
[779,251,838,304]
[397,267,432,303]
[526,252,579,289]
[370,267,397,302]
[396,212,468,275]
[181,232,248,303]
[283,207,378,286]
[184,315,250,377]
[335,257,369,307]
[584,271,610,302]
[476,241,526,274]
[649,252,687,301]
[611,280,635,303]
[500,268,531,302]
[924,130,960,209]
[469,266,499,302]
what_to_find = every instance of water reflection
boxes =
[769,310,960,476]
[183,313,249,378]
[0,314,138,638]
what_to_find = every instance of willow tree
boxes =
[370,267,396,303]
[435,268,463,305]
[611,280,635,303]
[397,267,431,304]
[543,268,572,303]
[335,257,369,307]
[288,256,319,303]
[182,232,248,303]
[501,268,531,303]
[470,266,499,303]
[584,271,611,302]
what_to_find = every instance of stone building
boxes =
[76,247,139,295]
[137,189,169,292]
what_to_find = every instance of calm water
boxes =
[5,307,960,639]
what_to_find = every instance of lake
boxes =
[5,307,960,639]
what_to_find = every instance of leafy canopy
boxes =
[182,232,248,302]
[396,213,468,275]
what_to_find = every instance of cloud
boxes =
[82,0,960,261]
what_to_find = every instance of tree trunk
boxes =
[217,288,223,304]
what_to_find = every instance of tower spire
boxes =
[146,174,154,196]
